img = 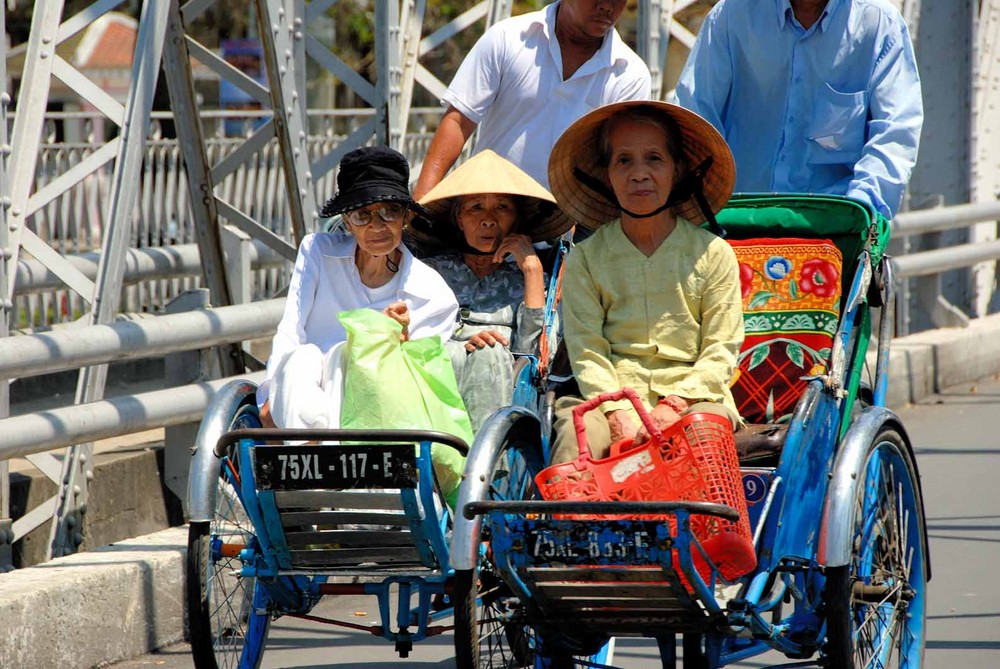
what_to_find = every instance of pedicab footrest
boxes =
[253,443,417,491]
[486,512,723,633]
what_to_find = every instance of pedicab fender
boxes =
[451,406,542,571]
[187,378,259,523]
[817,406,930,578]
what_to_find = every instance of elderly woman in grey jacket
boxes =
[415,150,572,432]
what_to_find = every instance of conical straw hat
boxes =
[415,150,573,244]
[547,100,736,230]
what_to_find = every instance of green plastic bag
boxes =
[338,308,471,507]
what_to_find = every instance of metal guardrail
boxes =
[0,300,281,458]
[0,299,282,379]
[892,201,1000,278]
[14,239,284,296]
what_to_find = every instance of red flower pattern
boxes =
[799,258,840,297]
[738,262,754,299]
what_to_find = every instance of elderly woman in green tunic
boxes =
[415,150,571,432]
[547,100,744,464]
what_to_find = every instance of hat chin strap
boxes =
[572,157,726,238]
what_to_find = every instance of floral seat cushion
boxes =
[729,238,843,424]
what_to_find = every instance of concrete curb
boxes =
[876,313,1000,409]
[0,527,187,669]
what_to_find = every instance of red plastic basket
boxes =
[536,388,756,582]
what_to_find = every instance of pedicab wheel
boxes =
[188,404,271,669]
[454,567,537,669]
[455,421,548,669]
[824,428,927,668]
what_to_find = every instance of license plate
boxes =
[524,520,669,565]
[253,444,417,491]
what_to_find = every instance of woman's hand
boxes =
[383,301,411,341]
[495,233,545,309]
[464,329,509,352]
[493,233,541,272]
[605,409,639,444]
[633,400,686,446]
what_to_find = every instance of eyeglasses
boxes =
[342,203,406,227]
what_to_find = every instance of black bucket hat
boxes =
[320,146,427,218]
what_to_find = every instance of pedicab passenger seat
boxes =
[720,195,886,463]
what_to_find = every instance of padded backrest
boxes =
[715,194,887,305]
[728,238,843,424]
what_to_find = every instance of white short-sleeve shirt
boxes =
[442,1,652,188]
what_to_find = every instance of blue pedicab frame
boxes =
[185,382,471,668]
[450,194,931,668]
[183,238,572,669]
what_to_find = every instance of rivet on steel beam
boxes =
[0,196,11,207]
[294,17,303,27]
[66,515,76,528]
[0,93,9,105]
[295,31,303,40]
[85,470,94,481]
[10,208,21,216]
[73,485,81,495]
[73,532,84,545]
[40,51,49,59]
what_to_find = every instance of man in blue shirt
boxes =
[675,0,923,220]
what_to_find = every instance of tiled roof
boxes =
[74,13,137,70]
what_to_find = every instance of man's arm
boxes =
[413,106,478,201]
[673,4,733,134]
[847,18,923,220]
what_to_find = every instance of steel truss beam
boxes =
[0,0,176,563]
[53,0,173,559]
[0,0,9,573]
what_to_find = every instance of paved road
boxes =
[112,375,1000,668]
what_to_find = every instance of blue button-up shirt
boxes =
[675,0,923,219]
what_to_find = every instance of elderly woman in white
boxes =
[260,146,459,429]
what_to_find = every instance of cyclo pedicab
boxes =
[183,233,570,667]
[452,193,930,668]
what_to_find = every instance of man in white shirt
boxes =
[413,0,651,199]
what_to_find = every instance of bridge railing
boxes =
[18,110,439,330]
[891,201,1000,334]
